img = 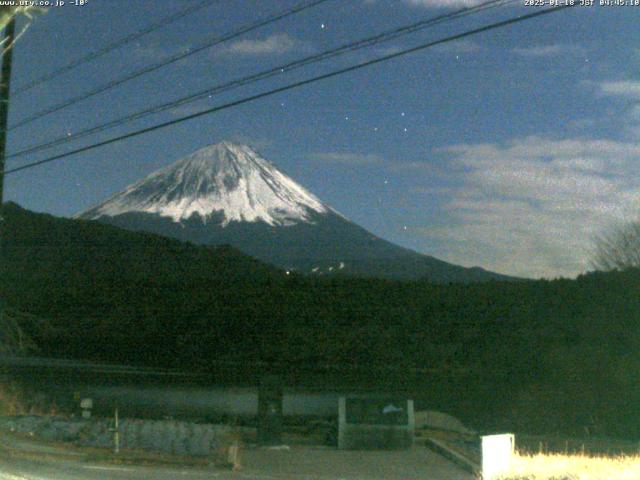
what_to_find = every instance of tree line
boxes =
[2,202,640,438]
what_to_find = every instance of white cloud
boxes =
[217,33,307,56]
[131,43,187,62]
[309,152,385,166]
[226,135,273,151]
[512,44,586,58]
[372,45,403,57]
[432,40,481,54]
[420,137,640,279]
[169,103,208,117]
[567,118,597,130]
[595,80,640,139]
[598,80,640,100]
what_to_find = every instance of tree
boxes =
[0,6,44,56]
[0,309,41,356]
[591,221,640,271]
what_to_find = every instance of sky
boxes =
[3,0,640,279]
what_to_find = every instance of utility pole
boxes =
[0,16,16,325]
[0,16,15,205]
[112,406,120,454]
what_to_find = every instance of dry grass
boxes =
[0,381,55,416]
[516,434,639,457]
[0,381,28,416]
[212,425,243,470]
[500,452,640,480]
[0,309,44,356]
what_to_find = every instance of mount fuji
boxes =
[77,141,510,282]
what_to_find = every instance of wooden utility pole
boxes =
[0,16,15,205]
[0,17,16,323]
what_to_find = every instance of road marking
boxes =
[83,465,137,473]
[82,464,222,477]
[0,472,47,480]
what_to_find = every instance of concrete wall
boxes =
[0,415,234,457]
[338,397,414,450]
[75,386,342,419]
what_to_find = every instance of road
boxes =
[2,456,225,480]
[0,432,475,480]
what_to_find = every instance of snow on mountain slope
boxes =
[76,141,515,282]
[78,142,330,226]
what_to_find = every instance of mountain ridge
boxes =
[77,141,514,282]
[78,142,332,227]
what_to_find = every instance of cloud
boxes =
[432,40,481,54]
[420,137,640,279]
[598,80,640,100]
[595,80,640,139]
[130,43,188,63]
[512,44,586,57]
[226,135,273,151]
[217,33,308,56]
[169,103,208,117]
[567,118,597,130]
[309,152,385,166]
[371,45,403,57]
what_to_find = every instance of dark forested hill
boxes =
[2,202,640,439]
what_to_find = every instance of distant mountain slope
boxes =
[94,209,509,282]
[77,141,513,282]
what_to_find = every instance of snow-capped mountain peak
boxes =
[78,141,330,226]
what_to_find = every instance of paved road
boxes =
[0,433,474,480]
[0,451,475,480]
[2,456,218,480]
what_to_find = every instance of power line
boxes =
[9,0,332,131]
[8,0,516,161]
[13,0,219,95]
[5,355,471,376]
[2,5,575,177]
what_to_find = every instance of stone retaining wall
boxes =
[0,415,235,456]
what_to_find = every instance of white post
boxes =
[114,407,120,454]
[482,433,514,480]
[338,397,346,450]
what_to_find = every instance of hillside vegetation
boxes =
[2,202,640,438]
